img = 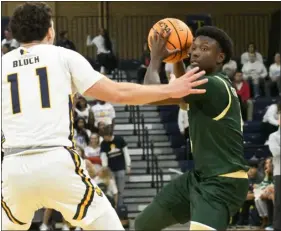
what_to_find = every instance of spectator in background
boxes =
[87,28,116,74]
[242,53,267,98]
[178,103,189,140]
[94,167,118,209]
[100,125,131,207]
[85,133,102,157]
[75,96,90,121]
[223,59,237,75]
[84,133,102,173]
[241,42,263,65]
[262,102,280,143]
[254,158,273,228]
[97,121,106,138]
[2,44,11,55]
[165,63,186,81]
[267,53,280,97]
[233,71,253,121]
[165,63,174,81]
[74,118,91,149]
[236,162,264,226]
[56,30,76,51]
[268,106,281,231]
[137,41,150,84]
[1,28,19,49]
[91,100,116,130]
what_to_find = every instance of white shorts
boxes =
[1,147,124,230]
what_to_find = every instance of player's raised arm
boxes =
[65,48,206,105]
[144,29,208,106]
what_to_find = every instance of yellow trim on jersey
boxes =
[65,148,94,221]
[69,94,76,148]
[212,75,232,121]
[1,198,26,225]
[190,221,215,230]
[219,170,248,179]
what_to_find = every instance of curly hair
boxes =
[9,2,52,43]
[195,26,233,64]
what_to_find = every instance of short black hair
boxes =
[59,30,68,38]
[103,125,113,136]
[248,42,256,51]
[9,2,52,43]
[195,26,233,64]
[2,44,11,49]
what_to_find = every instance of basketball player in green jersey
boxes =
[134,26,249,230]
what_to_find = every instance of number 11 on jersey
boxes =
[7,67,51,114]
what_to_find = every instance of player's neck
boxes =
[207,66,222,75]
[91,144,99,148]
[21,40,49,48]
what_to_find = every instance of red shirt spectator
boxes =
[233,71,250,102]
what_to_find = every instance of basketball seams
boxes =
[150,27,177,62]
[167,19,182,61]
[151,27,176,49]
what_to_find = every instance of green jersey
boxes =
[183,72,249,178]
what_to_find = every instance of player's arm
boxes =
[143,59,183,105]
[64,48,206,105]
[143,29,207,106]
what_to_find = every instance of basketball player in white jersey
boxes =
[1,2,207,230]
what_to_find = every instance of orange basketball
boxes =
[148,18,193,63]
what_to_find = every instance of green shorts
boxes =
[135,170,248,230]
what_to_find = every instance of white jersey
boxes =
[91,102,116,127]
[2,44,103,155]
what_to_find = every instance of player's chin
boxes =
[190,62,204,72]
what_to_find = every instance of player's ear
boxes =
[217,52,225,64]
[46,20,55,44]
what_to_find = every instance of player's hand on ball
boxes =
[168,67,208,98]
[150,29,180,61]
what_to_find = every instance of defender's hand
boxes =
[150,29,180,61]
[167,67,207,98]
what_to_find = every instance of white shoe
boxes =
[75,227,81,231]
[39,223,49,231]
[62,224,70,230]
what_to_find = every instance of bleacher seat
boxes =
[243,121,262,133]
[165,122,181,135]
[159,110,178,123]
[253,97,278,112]
[243,133,263,145]
[170,135,185,148]
[118,59,141,70]
[175,147,186,160]
[244,145,270,159]
[253,109,266,121]
[158,105,178,111]
[179,160,194,172]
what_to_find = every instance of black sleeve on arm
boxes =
[120,136,127,148]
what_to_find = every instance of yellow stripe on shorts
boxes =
[1,197,26,225]
[65,147,94,221]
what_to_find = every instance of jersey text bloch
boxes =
[13,56,40,68]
